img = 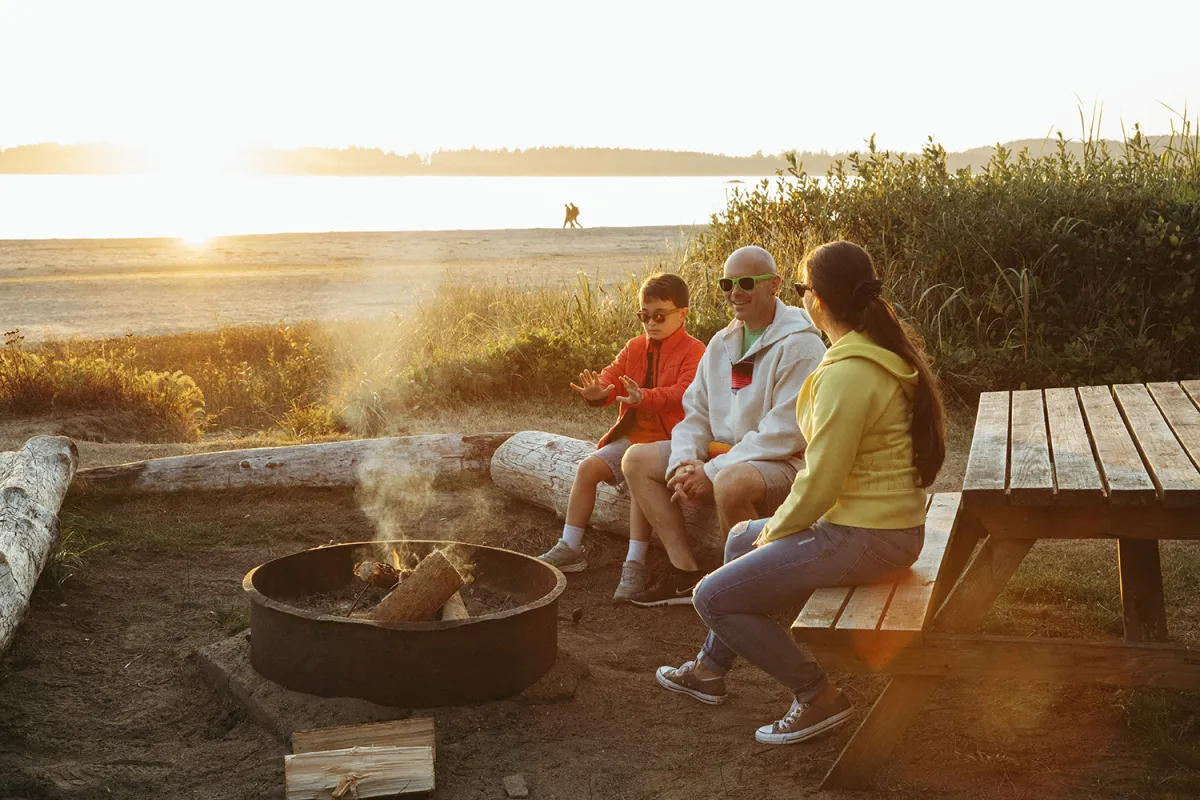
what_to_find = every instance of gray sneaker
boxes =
[655,660,727,705]
[538,539,587,573]
[612,560,648,602]
[755,689,853,744]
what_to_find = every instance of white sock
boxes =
[626,540,649,564]
[562,525,585,552]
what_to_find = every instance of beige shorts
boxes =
[654,440,798,516]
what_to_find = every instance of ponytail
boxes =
[804,242,947,487]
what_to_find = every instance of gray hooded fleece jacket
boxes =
[667,298,827,482]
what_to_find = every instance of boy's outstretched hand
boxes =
[570,369,612,403]
[614,375,645,405]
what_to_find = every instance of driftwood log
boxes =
[367,549,465,622]
[1,436,79,657]
[490,431,722,554]
[72,433,513,495]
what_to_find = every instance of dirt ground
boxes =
[2,468,1197,800]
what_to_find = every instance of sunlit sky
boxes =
[2,0,1197,158]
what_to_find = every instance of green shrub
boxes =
[693,123,1200,395]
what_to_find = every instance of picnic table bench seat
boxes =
[792,492,964,670]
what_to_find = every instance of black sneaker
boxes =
[755,689,853,744]
[629,565,703,607]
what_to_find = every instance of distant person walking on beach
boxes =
[563,202,582,229]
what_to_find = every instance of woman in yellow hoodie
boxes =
[655,240,947,746]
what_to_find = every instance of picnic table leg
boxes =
[1117,539,1168,642]
[820,535,1035,790]
[929,512,985,614]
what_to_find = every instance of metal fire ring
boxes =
[243,540,566,707]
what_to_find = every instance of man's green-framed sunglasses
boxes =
[718,274,776,292]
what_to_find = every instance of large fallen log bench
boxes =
[490,431,724,554]
[71,433,514,495]
[1,436,79,657]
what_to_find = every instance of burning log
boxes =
[354,560,400,588]
[1,436,79,658]
[366,549,464,623]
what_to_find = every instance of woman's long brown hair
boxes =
[804,241,947,487]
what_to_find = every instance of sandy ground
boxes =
[2,481,1195,800]
[0,226,700,342]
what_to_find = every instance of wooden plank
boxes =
[1119,539,1169,643]
[292,718,435,756]
[284,745,434,799]
[809,634,1200,689]
[820,535,1035,790]
[962,391,1009,506]
[1148,382,1200,471]
[1114,383,1200,508]
[969,504,1200,541]
[791,587,852,644]
[834,584,895,635]
[1183,380,1200,408]
[1008,390,1054,505]
[1044,388,1104,506]
[1078,385,1156,505]
[880,493,958,634]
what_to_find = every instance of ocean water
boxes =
[0,174,781,241]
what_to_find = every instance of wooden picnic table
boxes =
[793,381,1200,790]
[961,381,1200,643]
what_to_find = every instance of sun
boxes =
[142,139,248,244]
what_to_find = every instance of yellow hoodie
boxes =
[760,329,927,543]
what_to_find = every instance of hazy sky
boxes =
[2,0,1197,157]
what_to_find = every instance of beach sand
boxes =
[0,226,702,341]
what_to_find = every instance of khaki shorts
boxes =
[592,437,635,487]
[654,440,798,516]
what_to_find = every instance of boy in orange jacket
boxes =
[538,273,707,601]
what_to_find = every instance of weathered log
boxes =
[72,432,513,495]
[440,591,470,621]
[367,549,464,622]
[1,436,79,657]
[490,431,722,554]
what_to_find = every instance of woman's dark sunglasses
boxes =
[636,308,682,324]
[793,282,811,298]
[717,274,775,292]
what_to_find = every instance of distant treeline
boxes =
[0,139,1179,176]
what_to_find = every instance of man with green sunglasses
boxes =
[622,246,827,606]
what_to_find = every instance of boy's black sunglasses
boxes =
[793,282,811,298]
[635,308,682,324]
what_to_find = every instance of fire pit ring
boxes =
[243,540,566,707]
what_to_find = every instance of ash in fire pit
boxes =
[243,540,566,707]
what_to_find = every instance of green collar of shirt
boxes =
[741,326,766,359]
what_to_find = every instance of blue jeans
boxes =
[694,517,924,702]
